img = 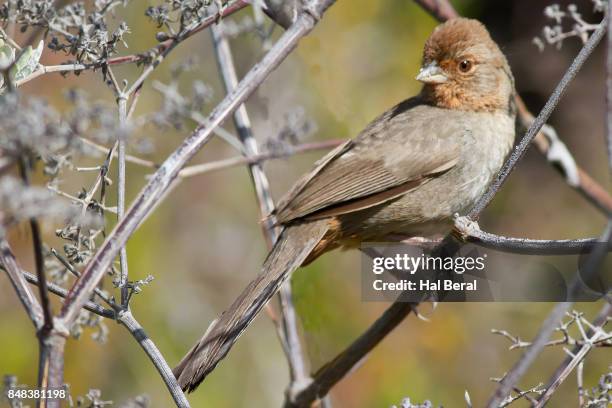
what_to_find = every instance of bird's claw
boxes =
[452,214,481,241]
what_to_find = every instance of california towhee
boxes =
[174,17,516,391]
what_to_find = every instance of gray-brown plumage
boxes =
[174,17,516,391]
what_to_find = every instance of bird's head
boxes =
[417,18,515,114]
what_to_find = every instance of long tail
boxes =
[173,219,331,392]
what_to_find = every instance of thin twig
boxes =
[18,158,53,329]
[79,137,158,169]
[117,310,190,408]
[11,2,250,89]
[0,238,44,329]
[117,95,130,306]
[50,248,113,306]
[17,157,56,399]
[47,186,118,214]
[125,0,251,97]
[535,303,612,406]
[106,0,250,71]
[80,135,343,177]
[21,270,115,318]
[577,360,585,407]
[453,216,607,255]
[515,100,612,215]
[14,64,86,88]
[178,139,344,178]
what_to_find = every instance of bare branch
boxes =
[117,95,129,306]
[80,135,343,177]
[125,0,251,97]
[21,270,115,319]
[14,63,86,87]
[515,100,612,214]
[453,215,607,255]
[413,0,458,21]
[178,139,344,178]
[17,158,53,330]
[0,238,44,329]
[117,310,190,408]
[535,303,612,406]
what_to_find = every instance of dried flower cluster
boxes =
[533,0,607,50]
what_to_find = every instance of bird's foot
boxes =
[452,214,481,241]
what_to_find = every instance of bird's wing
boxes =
[275,98,462,223]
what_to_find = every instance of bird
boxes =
[174,17,516,392]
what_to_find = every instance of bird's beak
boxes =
[416,62,448,84]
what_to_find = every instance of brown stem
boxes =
[39,332,67,408]
[18,158,53,329]
[0,239,44,329]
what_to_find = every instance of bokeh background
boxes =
[1,0,611,406]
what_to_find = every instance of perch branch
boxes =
[453,216,608,255]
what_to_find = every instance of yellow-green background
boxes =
[1,0,610,406]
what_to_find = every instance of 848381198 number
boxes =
[6,388,67,400]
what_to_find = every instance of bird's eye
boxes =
[458,59,473,73]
